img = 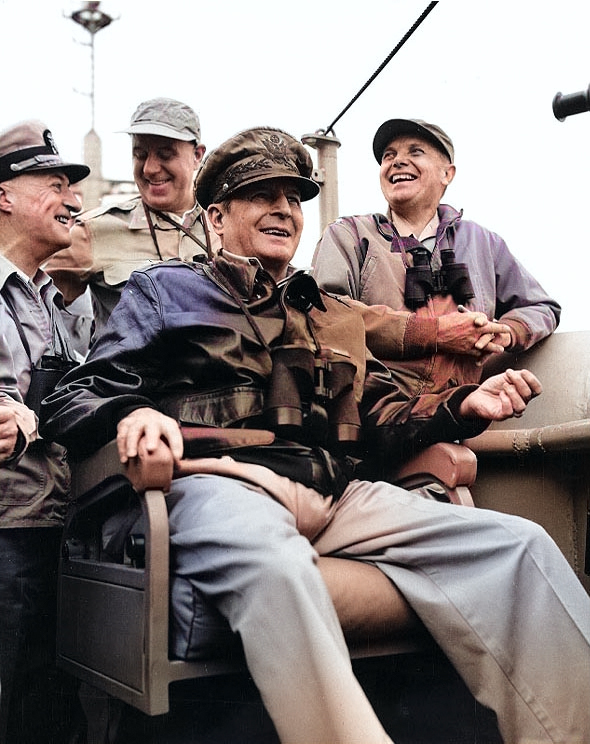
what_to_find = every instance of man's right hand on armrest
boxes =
[117,408,184,465]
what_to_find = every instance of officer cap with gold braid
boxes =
[196,127,319,209]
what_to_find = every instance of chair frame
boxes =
[57,440,475,716]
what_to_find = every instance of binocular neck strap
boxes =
[143,202,212,260]
[1,290,31,359]
[388,233,424,267]
[205,263,322,357]
[206,263,271,353]
[2,287,74,362]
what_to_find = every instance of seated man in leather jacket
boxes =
[41,127,589,744]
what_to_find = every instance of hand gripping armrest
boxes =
[70,438,174,502]
[125,439,174,493]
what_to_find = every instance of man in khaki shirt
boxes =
[46,97,219,342]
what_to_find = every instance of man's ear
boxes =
[0,184,13,214]
[194,144,206,168]
[207,204,224,235]
[441,163,456,187]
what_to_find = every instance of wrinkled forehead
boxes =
[382,134,443,155]
[131,133,190,151]
[3,169,71,188]
[218,178,304,210]
[234,176,302,197]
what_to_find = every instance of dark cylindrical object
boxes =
[404,248,434,309]
[440,248,475,304]
[553,85,590,121]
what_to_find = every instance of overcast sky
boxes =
[2,0,590,332]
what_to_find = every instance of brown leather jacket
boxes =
[40,252,488,488]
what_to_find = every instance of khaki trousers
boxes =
[167,459,590,744]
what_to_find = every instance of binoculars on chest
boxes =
[404,247,475,309]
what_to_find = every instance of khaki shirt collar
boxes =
[417,211,440,242]
[386,207,440,240]
[128,199,202,231]
[386,207,440,251]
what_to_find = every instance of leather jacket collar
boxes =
[210,251,326,316]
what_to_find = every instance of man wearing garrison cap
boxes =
[42,127,589,744]
[45,97,219,343]
[313,118,560,398]
[0,119,88,741]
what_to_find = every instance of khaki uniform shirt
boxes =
[47,195,219,337]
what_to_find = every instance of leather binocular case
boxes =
[26,355,79,416]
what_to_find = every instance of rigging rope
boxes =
[322,1,439,136]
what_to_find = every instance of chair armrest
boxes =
[70,440,126,499]
[391,442,477,489]
[125,439,174,493]
[70,439,174,500]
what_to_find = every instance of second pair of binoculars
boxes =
[26,354,79,416]
[404,247,475,309]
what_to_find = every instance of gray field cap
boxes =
[373,119,454,163]
[124,97,201,142]
[0,120,90,184]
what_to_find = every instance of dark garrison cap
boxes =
[196,127,320,209]
[0,120,90,184]
[372,119,454,163]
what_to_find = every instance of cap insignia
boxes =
[43,130,59,155]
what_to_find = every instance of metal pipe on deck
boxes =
[301,131,341,235]
[465,419,590,456]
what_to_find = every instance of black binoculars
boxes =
[264,345,361,450]
[404,247,475,309]
[262,271,361,450]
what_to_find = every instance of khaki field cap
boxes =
[373,119,454,163]
[0,120,90,184]
[125,97,201,142]
[196,126,320,209]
